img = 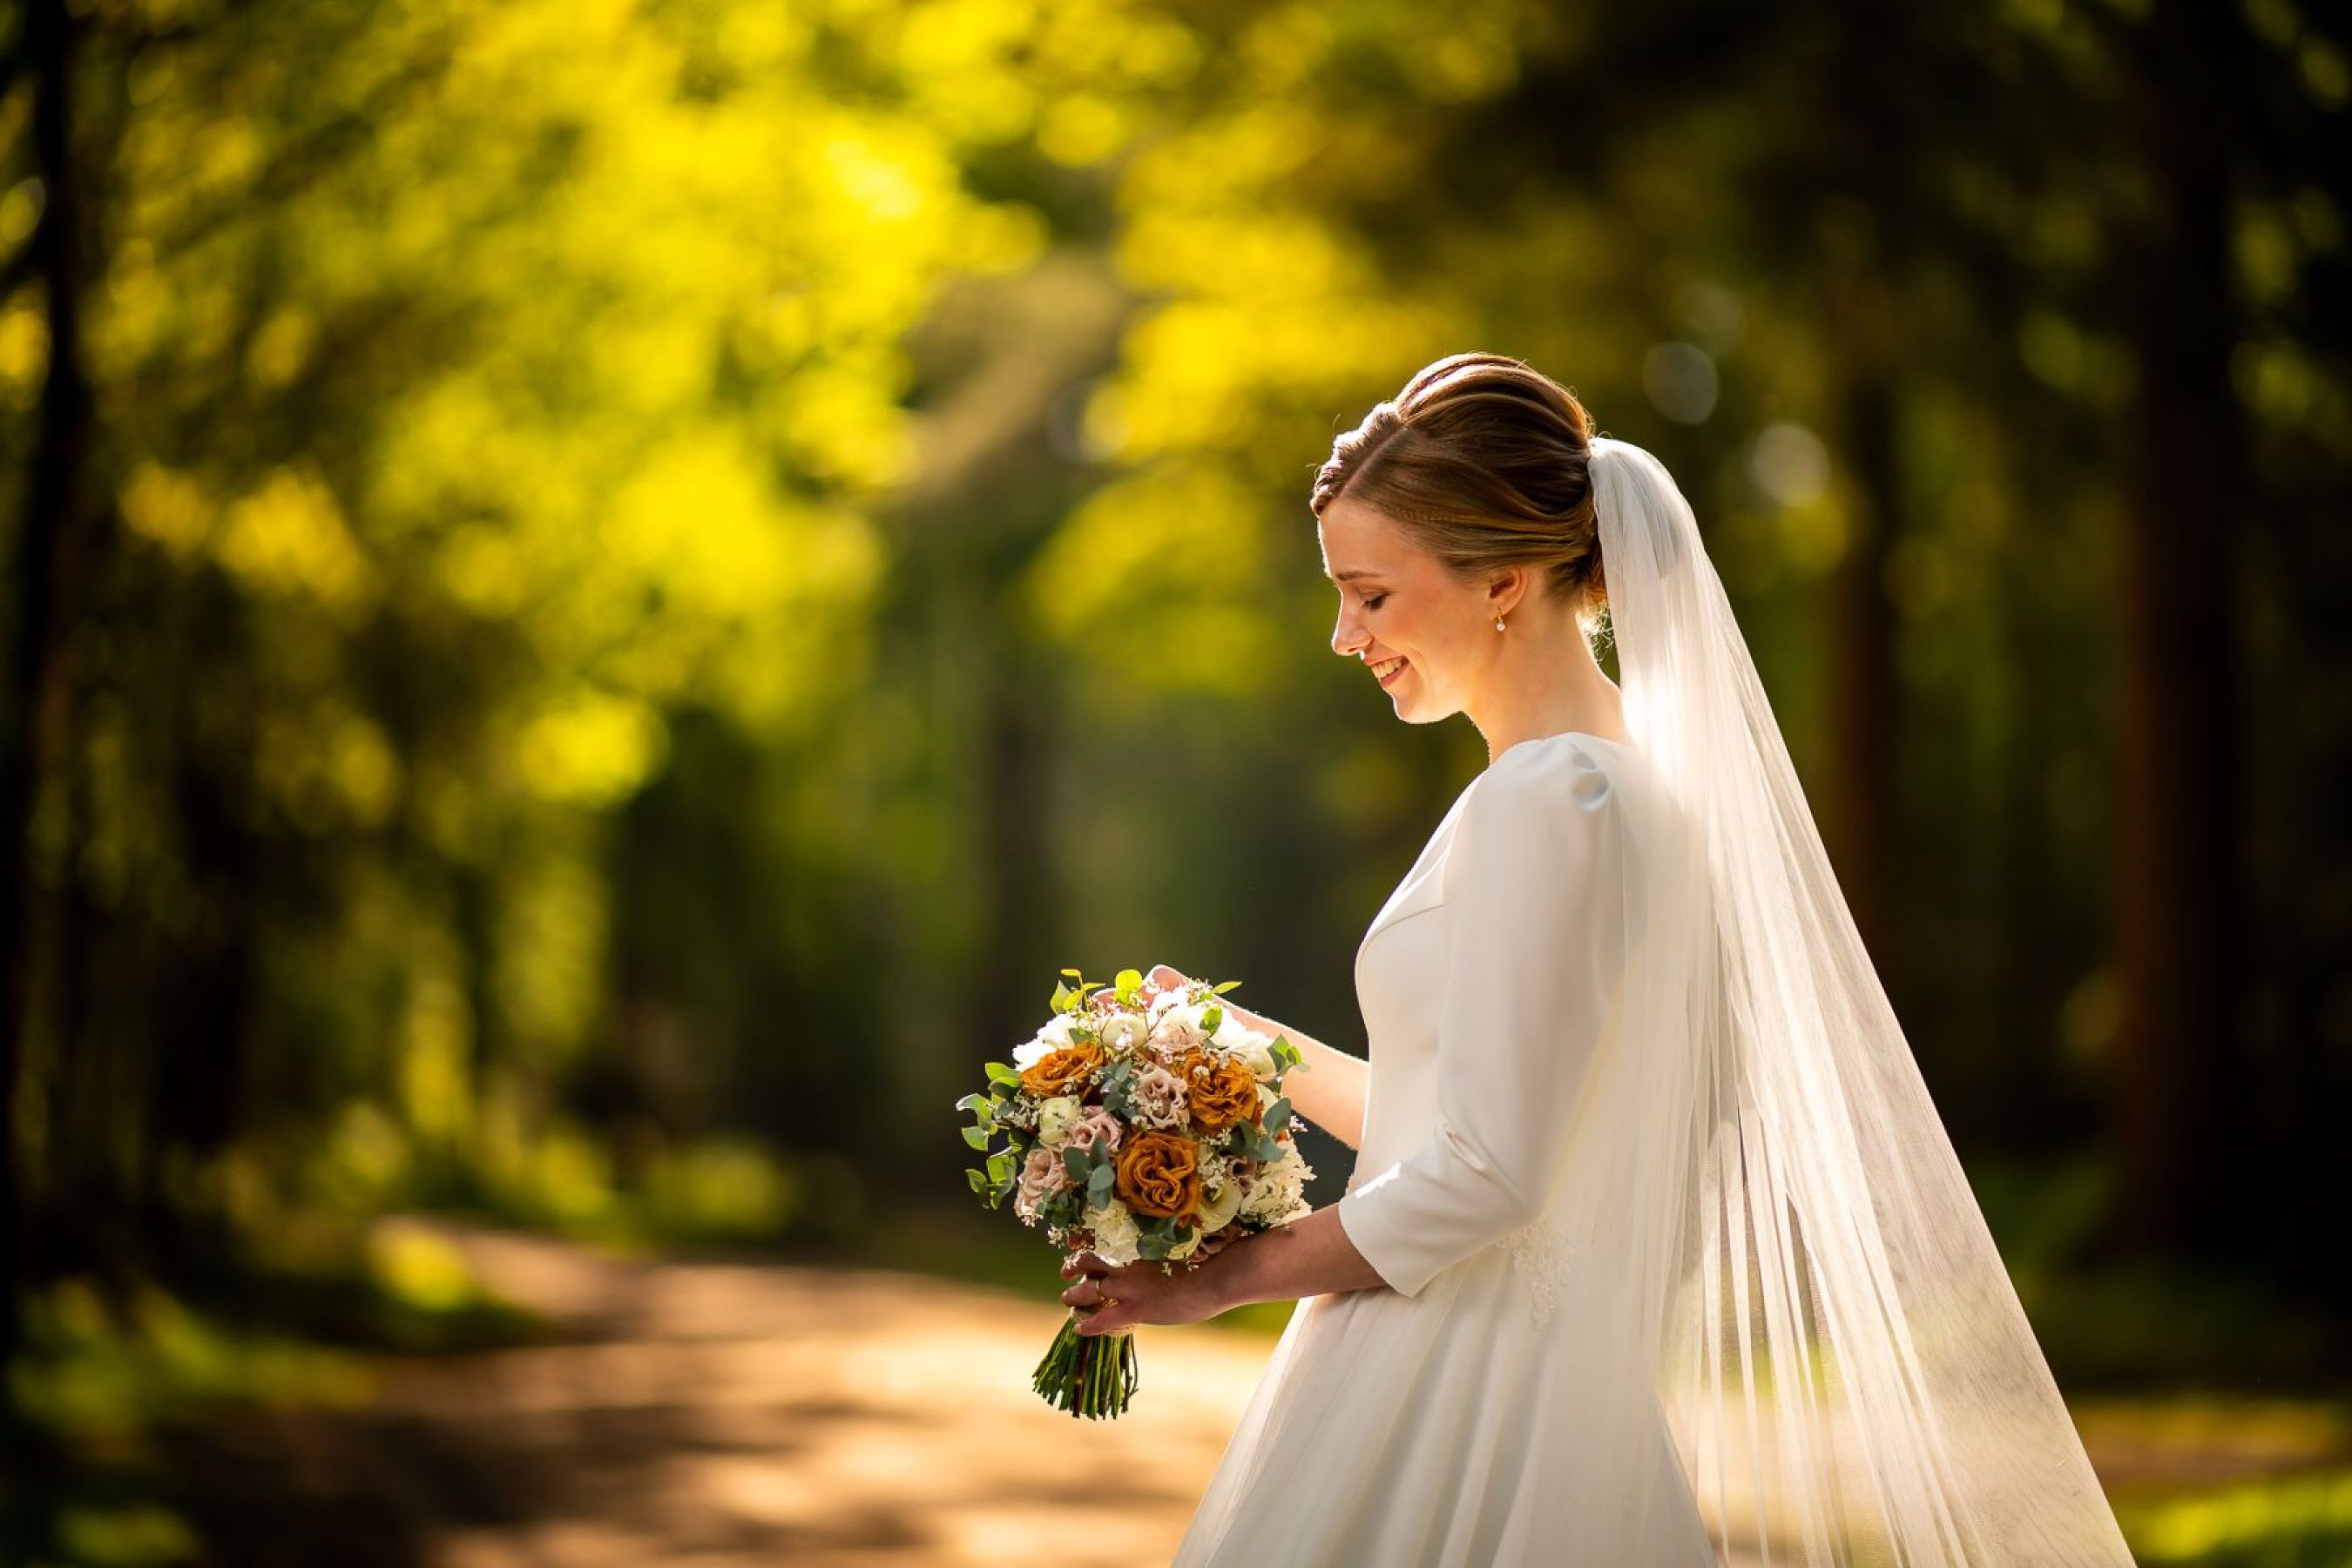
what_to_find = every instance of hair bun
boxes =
[1313,354,1605,622]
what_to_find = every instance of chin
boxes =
[1377,666,1446,723]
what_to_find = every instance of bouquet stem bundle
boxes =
[1032,1311,1141,1418]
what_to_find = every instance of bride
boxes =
[1058,354,2135,1565]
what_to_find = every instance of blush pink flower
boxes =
[1128,1064,1190,1132]
[1063,1106,1125,1157]
[1014,1145,1072,1220]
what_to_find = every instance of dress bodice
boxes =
[1347,785,1470,1176]
[1335,730,1651,1315]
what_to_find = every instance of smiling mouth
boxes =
[1372,656,1408,686]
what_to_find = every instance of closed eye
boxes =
[1364,593,1389,611]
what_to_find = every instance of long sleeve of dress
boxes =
[1335,739,1630,1298]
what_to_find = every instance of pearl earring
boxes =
[1494,615,1506,632]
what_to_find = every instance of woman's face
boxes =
[1320,492,1500,723]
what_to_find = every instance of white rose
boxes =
[1166,1227,1204,1262]
[1099,1012,1146,1051]
[1035,1096,1081,1148]
[1229,1031,1280,1081]
[1196,1175,1246,1234]
[1085,1200,1141,1267]
[1013,1011,1076,1070]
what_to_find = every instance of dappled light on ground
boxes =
[153,1224,2352,1566]
[170,1226,1273,1565]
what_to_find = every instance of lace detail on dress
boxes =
[1501,1222,1579,1328]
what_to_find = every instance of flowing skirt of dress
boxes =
[1171,1240,1719,1566]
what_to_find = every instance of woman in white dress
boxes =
[1060,355,2135,1565]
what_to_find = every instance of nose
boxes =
[1332,602,1368,659]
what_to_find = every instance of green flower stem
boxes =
[1031,1309,1140,1419]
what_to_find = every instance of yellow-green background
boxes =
[2,0,2348,1560]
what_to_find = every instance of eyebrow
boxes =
[1324,568,1383,583]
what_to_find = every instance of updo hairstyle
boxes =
[1310,352,1607,618]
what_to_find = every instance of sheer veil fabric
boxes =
[1588,436,2133,1563]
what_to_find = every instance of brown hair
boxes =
[1311,352,1605,617]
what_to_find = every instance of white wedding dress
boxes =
[1168,436,2134,1565]
[1173,729,1719,1566]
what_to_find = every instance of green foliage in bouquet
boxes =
[956,1058,1030,1210]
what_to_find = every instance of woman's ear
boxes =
[1487,567,1528,621]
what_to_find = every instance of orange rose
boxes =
[1019,1037,1106,1098]
[1114,1129,1205,1223]
[1181,1050,1262,1135]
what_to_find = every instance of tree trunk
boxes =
[1827,363,1901,968]
[2112,0,2251,1254]
[2,0,100,1370]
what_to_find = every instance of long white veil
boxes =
[1590,436,2133,1564]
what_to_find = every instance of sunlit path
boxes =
[173,1225,1276,1565]
[158,1222,2349,1566]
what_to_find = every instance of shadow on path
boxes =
[166,1225,1274,1566]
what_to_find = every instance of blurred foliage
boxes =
[0,0,2347,1555]
[2119,1469,2352,1566]
[0,1212,550,1565]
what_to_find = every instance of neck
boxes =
[1470,612,1628,765]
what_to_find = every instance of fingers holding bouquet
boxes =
[1058,1233,1245,1337]
[1058,1250,1127,1327]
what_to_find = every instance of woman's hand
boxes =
[1059,1233,1241,1337]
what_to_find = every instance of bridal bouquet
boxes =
[956,966,1314,1419]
